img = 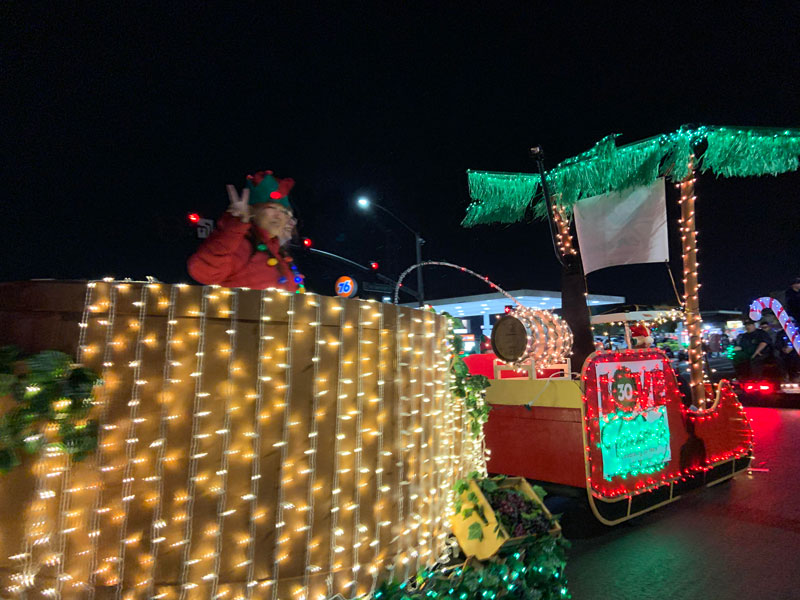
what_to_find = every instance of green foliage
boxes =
[0,346,101,473]
[467,522,484,541]
[454,474,558,543]
[659,339,680,354]
[437,312,492,443]
[532,485,548,501]
[464,125,800,227]
[454,471,493,529]
[373,535,571,600]
[480,477,500,493]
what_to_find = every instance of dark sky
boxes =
[2,2,799,312]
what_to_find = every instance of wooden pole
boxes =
[677,170,706,408]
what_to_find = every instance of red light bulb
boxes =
[188,213,200,223]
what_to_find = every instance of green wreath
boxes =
[0,346,100,473]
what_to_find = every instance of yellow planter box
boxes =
[450,477,561,560]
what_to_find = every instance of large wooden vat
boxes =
[0,281,477,599]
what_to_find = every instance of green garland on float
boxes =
[0,346,100,473]
[441,312,491,440]
[463,125,800,227]
[373,535,570,600]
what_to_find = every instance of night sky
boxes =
[3,3,799,313]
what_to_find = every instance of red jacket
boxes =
[187,212,300,291]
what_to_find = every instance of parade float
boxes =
[1,124,798,599]
[462,125,800,523]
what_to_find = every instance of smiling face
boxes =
[253,202,296,241]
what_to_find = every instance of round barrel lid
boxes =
[491,315,529,362]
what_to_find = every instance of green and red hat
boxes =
[246,170,295,209]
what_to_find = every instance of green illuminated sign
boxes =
[599,406,671,480]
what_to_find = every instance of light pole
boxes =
[357,197,425,307]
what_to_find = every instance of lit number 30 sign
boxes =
[335,276,358,298]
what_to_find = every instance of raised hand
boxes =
[226,185,252,223]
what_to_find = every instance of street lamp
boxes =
[356,196,425,307]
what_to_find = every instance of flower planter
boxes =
[450,476,560,560]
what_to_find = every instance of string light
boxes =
[242,290,270,598]
[145,283,179,599]
[368,303,387,594]
[350,303,367,592]
[59,283,98,595]
[326,296,348,596]
[178,285,210,598]
[676,169,705,408]
[393,261,521,307]
[86,282,120,598]
[209,289,239,599]
[410,314,425,574]
[581,349,753,501]
[500,305,573,370]
[113,284,149,595]
[301,295,323,597]
[392,305,410,575]
[553,203,577,256]
[271,293,295,600]
[9,281,478,599]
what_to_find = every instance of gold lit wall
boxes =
[0,281,478,599]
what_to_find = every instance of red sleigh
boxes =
[466,348,753,525]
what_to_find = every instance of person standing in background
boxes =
[734,319,772,378]
[786,276,800,323]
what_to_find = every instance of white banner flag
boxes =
[573,178,669,274]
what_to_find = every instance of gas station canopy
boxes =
[590,310,681,325]
[413,289,625,319]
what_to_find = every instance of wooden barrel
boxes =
[0,281,475,599]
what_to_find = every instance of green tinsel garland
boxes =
[702,128,800,177]
[463,171,540,227]
[463,125,800,227]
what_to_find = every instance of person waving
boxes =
[188,170,305,292]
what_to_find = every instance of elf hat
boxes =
[246,170,295,210]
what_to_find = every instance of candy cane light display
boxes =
[749,296,800,354]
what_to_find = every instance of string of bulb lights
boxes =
[5,280,485,600]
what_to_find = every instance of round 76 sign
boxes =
[335,276,358,298]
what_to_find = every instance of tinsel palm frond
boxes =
[462,170,540,226]
[701,127,800,177]
[463,125,800,226]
